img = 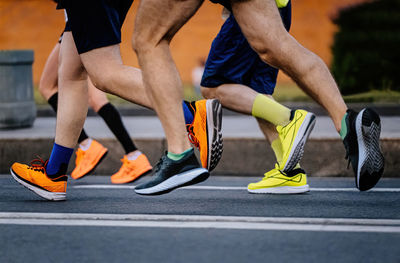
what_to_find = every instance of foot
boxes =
[342,108,384,191]
[111,153,152,184]
[277,109,316,172]
[134,149,209,195]
[10,158,67,201]
[71,139,108,180]
[247,164,309,194]
[186,99,223,171]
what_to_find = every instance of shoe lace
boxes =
[28,156,48,172]
[120,158,136,173]
[186,123,199,148]
[154,155,168,173]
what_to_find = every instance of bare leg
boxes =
[80,45,153,109]
[132,0,204,153]
[231,0,347,132]
[87,76,139,158]
[56,32,88,148]
[201,84,257,115]
[87,77,109,112]
[201,84,278,142]
[39,43,60,100]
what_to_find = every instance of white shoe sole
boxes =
[206,99,223,171]
[283,112,316,172]
[355,108,384,190]
[10,168,66,201]
[134,168,209,195]
[248,184,310,194]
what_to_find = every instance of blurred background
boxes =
[2,0,398,107]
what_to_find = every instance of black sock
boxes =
[47,92,89,144]
[97,103,137,154]
[47,92,59,112]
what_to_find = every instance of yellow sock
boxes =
[252,94,291,126]
[271,138,283,164]
[275,0,289,8]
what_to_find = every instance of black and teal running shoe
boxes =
[343,108,384,191]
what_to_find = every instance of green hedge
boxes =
[331,0,400,95]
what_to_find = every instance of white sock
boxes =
[127,151,142,160]
[79,138,93,151]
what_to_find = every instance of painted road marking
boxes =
[72,185,400,192]
[0,213,399,233]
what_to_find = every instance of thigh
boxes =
[134,0,204,46]
[79,44,123,85]
[230,0,290,64]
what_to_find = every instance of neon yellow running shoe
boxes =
[277,109,316,172]
[247,164,309,194]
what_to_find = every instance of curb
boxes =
[1,137,398,177]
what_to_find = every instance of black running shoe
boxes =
[343,108,384,191]
[134,149,209,195]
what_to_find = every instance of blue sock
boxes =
[182,101,194,125]
[46,143,74,177]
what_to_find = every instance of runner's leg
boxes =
[231,0,347,132]
[39,43,60,100]
[132,0,204,154]
[56,32,88,148]
[80,45,153,109]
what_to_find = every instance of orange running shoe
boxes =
[111,153,152,184]
[186,99,223,171]
[71,139,108,180]
[10,158,67,201]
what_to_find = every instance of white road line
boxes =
[72,185,400,192]
[0,213,399,233]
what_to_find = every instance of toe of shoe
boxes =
[11,162,27,175]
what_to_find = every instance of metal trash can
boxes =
[0,50,36,129]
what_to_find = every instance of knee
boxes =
[200,86,217,99]
[88,70,113,93]
[88,74,110,93]
[88,95,107,112]
[132,29,169,55]
[248,31,291,68]
[38,77,54,99]
[58,62,87,83]
[132,31,151,55]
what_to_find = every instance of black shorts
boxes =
[210,0,231,10]
[60,0,133,54]
[58,20,71,44]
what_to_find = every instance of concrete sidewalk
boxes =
[0,116,399,176]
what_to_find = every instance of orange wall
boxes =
[0,0,367,85]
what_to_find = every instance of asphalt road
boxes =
[1,174,399,263]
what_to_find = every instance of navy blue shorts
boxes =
[201,2,291,95]
[61,0,133,54]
